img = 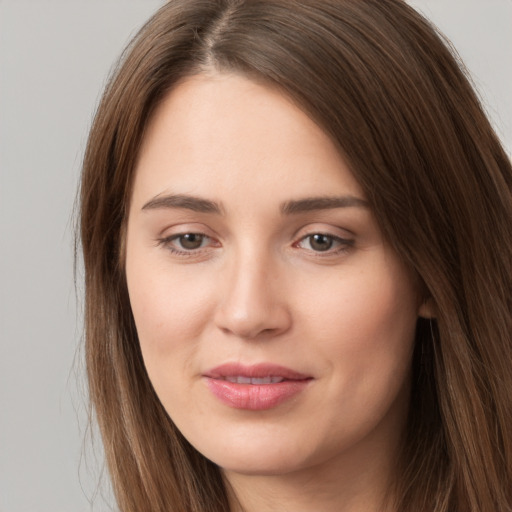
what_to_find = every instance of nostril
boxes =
[215,312,291,340]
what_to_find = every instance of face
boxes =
[125,73,425,478]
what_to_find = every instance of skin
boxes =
[125,72,432,512]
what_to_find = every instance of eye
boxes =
[174,233,208,250]
[158,232,215,254]
[302,234,334,252]
[296,233,353,253]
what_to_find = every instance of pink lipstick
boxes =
[203,363,312,410]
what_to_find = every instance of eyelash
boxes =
[156,232,354,257]
[156,233,215,257]
[294,233,354,255]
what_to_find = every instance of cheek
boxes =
[293,265,418,447]
[125,252,215,375]
[301,263,418,381]
[126,271,213,417]
[133,282,207,343]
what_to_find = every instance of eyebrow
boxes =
[141,193,369,215]
[280,195,369,215]
[142,194,223,214]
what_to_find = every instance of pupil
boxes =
[310,234,332,251]
[180,234,203,249]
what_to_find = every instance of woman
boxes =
[79,0,512,511]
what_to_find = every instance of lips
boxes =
[203,363,312,410]
[224,375,285,384]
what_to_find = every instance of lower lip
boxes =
[204,378,311,410]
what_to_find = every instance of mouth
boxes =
[222,375,287,384]
[202,363,312,410]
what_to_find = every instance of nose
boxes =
[213,251,292,340]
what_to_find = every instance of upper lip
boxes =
[203,363,311,381]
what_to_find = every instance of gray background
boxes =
[0,1,510,511]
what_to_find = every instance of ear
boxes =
[418,297,436,319]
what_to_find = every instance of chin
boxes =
[193,430,320,477]
[216,454,308,477]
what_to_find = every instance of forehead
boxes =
[131,72,364,212]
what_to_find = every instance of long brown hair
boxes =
[79,1,512,510]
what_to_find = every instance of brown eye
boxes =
[158,232,219,256]
[308,234,334,252]
[295,232,354,255]
[177,233,206,250]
